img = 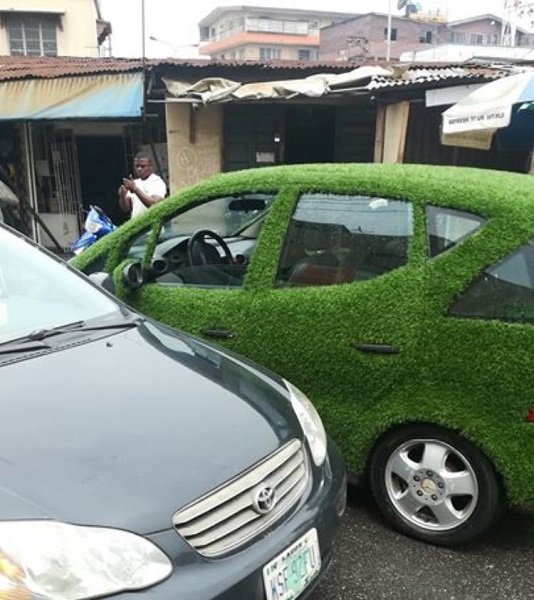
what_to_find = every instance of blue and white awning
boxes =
[0,72,144,120]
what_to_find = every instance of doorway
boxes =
[284,106,336,164]
[76,135,129,226]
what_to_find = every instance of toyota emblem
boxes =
[252,486,276,515]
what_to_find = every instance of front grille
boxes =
[172,439,309,557]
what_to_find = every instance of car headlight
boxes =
[0,521,172,600]
[284,379,327,466]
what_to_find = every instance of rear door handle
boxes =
[352,343,400,355]
[200,328,235,340]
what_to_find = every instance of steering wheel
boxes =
[187,229,234,266]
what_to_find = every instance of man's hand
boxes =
[122,175,137,193]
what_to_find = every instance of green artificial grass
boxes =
[72,163,534,509]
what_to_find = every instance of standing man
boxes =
[118,152,167,219]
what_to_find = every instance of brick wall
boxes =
[319,14,528,62]
[320,14,448,61]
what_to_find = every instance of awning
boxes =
[0,73,144,120]
[441,71,534,150]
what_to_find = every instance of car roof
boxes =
[71,163,534,270]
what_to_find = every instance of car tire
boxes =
[368,424,505,546]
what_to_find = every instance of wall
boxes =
[202,32,319,59]
[200,6,351,59]
[213,43,318,61]
[449,18,502,45]
[404,102,531,173]
[319,13,534,62]
[320,14,446,61]
[0,0,100,57]
[165,103,222,194]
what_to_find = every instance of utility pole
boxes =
[389,0,409,61]
[141,0,147,124]
[386,0,393,61]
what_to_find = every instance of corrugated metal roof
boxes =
[0,55,513,91]
[0,55,360,82]
[368,63,509,90]
[0,56,144,80]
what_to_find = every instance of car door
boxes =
[231,192,426,434]
[118,189,285,352]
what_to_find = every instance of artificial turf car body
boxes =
[72,163,534,545]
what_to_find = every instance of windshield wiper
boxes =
[0,318,144,356]
[0,339,52,355]
[27,318,143,341]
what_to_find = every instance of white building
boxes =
[0,0,111,57]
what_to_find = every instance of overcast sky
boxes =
[98,0,525,58]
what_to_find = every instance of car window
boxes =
[449,239,534,324]
[134,194,275,289]
[125,228,153,261]
[277,194,413,287]
[426,206,485,258]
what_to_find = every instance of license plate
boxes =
[263,528,321,600]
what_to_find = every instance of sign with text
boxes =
[443,104,512,134]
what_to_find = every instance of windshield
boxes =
[0,227,120,344]
[160,194,275,241]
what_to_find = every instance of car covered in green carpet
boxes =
[72,163,534,546]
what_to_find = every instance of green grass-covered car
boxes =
[72,163,534,546]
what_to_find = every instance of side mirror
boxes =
[88,271,115,293]
[121,262,144,290]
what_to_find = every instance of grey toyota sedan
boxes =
[0,222,346,600]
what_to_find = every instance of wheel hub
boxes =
[411,469,445,504]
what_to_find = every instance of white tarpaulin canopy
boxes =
[162,66,392,103]
[441,70,534,150]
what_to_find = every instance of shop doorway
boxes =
[284,106,336,164]
[76,136,129,226]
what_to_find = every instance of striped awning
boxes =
[0,72,144,120]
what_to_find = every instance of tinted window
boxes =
[277,194,413,287]
[427,206,485,258]
[449,239,534,324]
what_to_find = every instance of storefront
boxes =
[0,71,161,251]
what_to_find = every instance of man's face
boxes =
[133,158,153,180]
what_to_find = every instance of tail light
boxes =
[527,406,534,423]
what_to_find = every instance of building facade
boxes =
[198,5,357,61]
[0,0,111,58]
[320,13,534,62]
[0,55,529,252]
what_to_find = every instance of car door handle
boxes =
[351,343,400,355]
[200,328,235,340]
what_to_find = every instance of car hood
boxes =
[0,321,300,534]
